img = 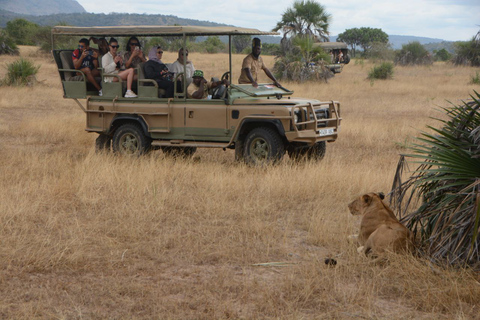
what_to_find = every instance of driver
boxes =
[238,38,281,88]
[187,70,229,99]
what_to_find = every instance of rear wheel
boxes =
[243,127,285,165]
[112,123,151,155]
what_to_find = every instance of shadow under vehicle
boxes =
[315,42,350,74]
[51,25,342,164]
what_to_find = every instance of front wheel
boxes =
[243,127,285,165]
[112,123,151,155]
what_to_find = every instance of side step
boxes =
[151,140,231,148]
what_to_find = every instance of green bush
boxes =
[368,62,394,80]
[3,58,40,86]
[364,41,394,62]
[0,31,19,55]
[471,72,480,84]
[395,41,433,66]
[434,48,452,62]
[204,36,226,54]
[5,18,39,45]
[453,37,480,66]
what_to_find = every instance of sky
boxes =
[75,0,479,41]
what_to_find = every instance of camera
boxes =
[135,46,140,51]
[86,50,93,56]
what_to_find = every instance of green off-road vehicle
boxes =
[315,42,350,74]
[51,25,342,164]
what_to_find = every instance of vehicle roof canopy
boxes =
[51,25,279,37]
[313,42,348,50]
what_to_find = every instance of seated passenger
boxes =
[168,47,195,89]
[187,70,229,99]
[72,38,102,95]
[123,36,146,69]
[89,37,109,55]
[102,38,137,98]
[144,46,175,98]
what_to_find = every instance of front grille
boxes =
[313,108,329,128]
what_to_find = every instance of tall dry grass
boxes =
[0,46,479,319]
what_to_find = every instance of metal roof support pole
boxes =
[183,33,187,100]
[228,35,232,97]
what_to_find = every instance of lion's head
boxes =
[348,192,385,216]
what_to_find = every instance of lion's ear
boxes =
[378,192,385,200]
[362,194,372,204]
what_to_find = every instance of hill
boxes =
[331,34,455,52]
[0,0,85,16]
[0,11,226,28]
[0,10,455,50]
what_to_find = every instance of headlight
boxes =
[293,111,299,123]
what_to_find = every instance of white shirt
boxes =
[102,52,119,82]
[168,60,195,86]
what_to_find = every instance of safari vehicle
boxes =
[315,42,350,74]
[51,25,342,164]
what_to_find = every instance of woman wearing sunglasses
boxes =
[102,38,137,98]
[144,46,175,98]
[123,36,146,69]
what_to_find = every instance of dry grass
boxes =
[0,46,479,319]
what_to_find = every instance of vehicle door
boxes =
[184,99,229,141]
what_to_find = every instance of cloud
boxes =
[76,0,479,41]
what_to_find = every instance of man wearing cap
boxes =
[187,70,229,99]
[238,37,281,88]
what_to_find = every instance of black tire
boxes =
[162,146,197,158]
[288,141,326,161]
[95,133,111,152]
[344,54,351,64]
[112,123,151,155]
[243,127,285,165]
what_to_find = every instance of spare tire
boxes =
[344,54,351,64]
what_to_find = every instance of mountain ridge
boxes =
[0,9,456,51]
[0,0,85,16]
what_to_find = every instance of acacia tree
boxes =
[232,35,251,54]
[337,27,388,56]
[272,0,331,42]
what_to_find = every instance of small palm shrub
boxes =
[273,36,333,82]
[391,91,480,267]
[3,58,40,86]
[368,62,394,80]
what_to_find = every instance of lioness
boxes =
[348,192,414,256]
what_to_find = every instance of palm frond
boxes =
[390,91,480,267]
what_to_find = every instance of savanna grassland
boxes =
[0,46,479,319]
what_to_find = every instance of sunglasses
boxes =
[130,43,139,46]
[157,51,163,54]
[110,45,120,48]
[78,45,84,48]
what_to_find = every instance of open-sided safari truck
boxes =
[315,42,350,74]
[51,25,342,164]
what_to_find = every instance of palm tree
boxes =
[391,91,480,266]
[272,0,331,42]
